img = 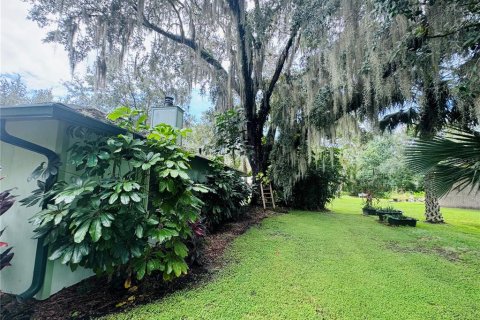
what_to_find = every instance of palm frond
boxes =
[405,127,480,197]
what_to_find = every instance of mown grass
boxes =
[107,197,480,320]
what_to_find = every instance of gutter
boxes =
[0,120,60,300]
[1,103,129,136]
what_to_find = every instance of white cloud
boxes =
[0,1,87,96]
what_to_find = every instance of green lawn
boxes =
[108,197,480,320]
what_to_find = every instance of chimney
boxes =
[151,96,184,130]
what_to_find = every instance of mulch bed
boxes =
[0,207,280,320]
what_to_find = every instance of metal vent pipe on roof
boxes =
[164,96,174,107]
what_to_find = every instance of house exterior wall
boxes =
[0,119,93,300]
[37,122,94,300]
[0,125,47,296]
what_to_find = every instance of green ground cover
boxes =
[108,197,480,320]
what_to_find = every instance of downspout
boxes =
[0,120,60,300]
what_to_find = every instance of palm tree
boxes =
[379,106,446,223]
[422,172,444,223]
[405,128,480,222]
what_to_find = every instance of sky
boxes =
[0,1,212,117]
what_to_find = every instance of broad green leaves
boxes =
[152,228,179,243]
[131,151,163,170]
[212,109,246,157]
[106,106,149,132]
[198,157,251,229]
[74,221,91,243]
[89,219,102,242]
[104,180,143,205]
[54,178,97,204]
[170,258,188,277]
[28,106,205,282]
[173,241,188,258]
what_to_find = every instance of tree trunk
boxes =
[246,120,264,175]
[245,117,271,177]
[424,174,444,223]
[245,114,269,205]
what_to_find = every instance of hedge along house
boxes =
[0,101,215,300]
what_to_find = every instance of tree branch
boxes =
[265,29,298,100]
[167,0,185,40]
[134,5,235,91]
[228,0,255,116]
[142,15,224,72]
[427,23,480,39]
[258,28,298,123]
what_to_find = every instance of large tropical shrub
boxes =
[198,157,251,230]
[290,151,342,210]
[272,147,342,210]
[26,107,208,282]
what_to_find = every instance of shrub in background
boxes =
[290,159,342,210]
[272,148,342,210]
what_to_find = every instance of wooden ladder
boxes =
[260,183,276,210]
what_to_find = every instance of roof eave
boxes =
[0,103,126,135]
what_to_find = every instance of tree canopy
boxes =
[25,0,480,195]
[27,0,307,176]
[62,56,190,113]
[301,0,479,133]
[0,74,53,105]
[262,0,479,209]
